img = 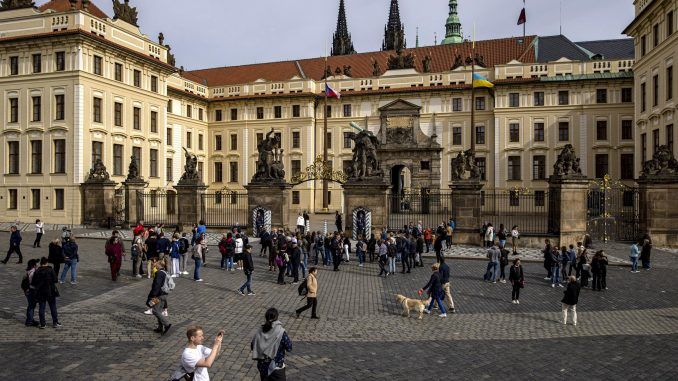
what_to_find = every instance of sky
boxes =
[89,0,636,70]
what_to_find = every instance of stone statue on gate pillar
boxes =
[450,149,480,181]
[640,145,678,180]
[86,159,112,183]
[113,0,139,27]
[178,148,203,185]
[252,129,286,183]
[0,0,34,10]
[551,144,585,180]
[346,123,383,181]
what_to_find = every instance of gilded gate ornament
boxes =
[290,156,347,185]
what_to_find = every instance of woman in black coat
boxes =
[561,276,581,325]
[640,236,652,270]
[31,257,61,329]
[47,239,64,279]
[509,258,524,304]
[419,263,447,317]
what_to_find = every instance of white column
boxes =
[73,84,85,184]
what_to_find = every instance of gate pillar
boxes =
[637,146,678,248]
[80,159,117,227]
[448,180,483,245]
[343,179,390,237]
[245,182,292,230]
[176,184,207,230]
[548,144,589,247]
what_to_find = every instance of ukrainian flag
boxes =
[472,73,494,89]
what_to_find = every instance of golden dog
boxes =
[396,294,426,319]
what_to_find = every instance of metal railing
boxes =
[387,191,456,231]
[481,190,550,235]
[200,192,249,229]
[136,190,178,226]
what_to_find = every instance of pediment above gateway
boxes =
[378,99,421,113]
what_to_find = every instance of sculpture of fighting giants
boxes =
[346,122,382,180]
[640,145,678,178]
[253,129,286,181]
[552,144,583,177]
[450,149,480,181]
[179,147,200,183]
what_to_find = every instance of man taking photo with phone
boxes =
[172,326,223,381]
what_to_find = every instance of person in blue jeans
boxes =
[630,241,641,273]
[551,248,563,287]
[238,245,255,295]
[420,263,447,318]
[60,237,79,284]
[193,236,205,282]
[23,259,39,326]
[484,244,500,283]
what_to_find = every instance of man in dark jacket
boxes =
[335,212,343,232]
[439,257,456,313]
[331,233,342,271]
[561,275,581,326]
[543,239,553,280]
[290,239,302,284]
[147,260,171,334]
[238,244,255,295]
[156,232,171,271]
[434,224,447,263]
[60,238,79,284]
[2,225,23,264]
[419,263,447,317]
[31,257,61,329]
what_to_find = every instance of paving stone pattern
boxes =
[0,230,677,380]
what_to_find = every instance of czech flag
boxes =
[472,73,494,89]
[326,83,341,99]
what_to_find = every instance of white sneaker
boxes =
[135,274,142,278]
[439,313,447,318]
[544,277,551,280]
[500,280,506,283]
[162,310,168,317]
[563,321,567,325]
[551,284,555,288]
[143,309,153,315]
[558,284,564,288]
[171,274,178,278]
[182,271,189,275]
[423,309,431,314]
[511,300,516,304]
[516,300,520,304]
[195,279,203,282]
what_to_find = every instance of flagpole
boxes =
[322,41,329,212]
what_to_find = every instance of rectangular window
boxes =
[151,111,158,133]
[231,108,238,121]
[151,75,158,93]
[508,156,521,181]
[534,122,545,142]
[622,88,633,103]
[133,107,141,130]
[196,134,203,151]
[256,133,263,145]
[452,98,462,111]
[475,157,486,181]
[343,104,352,117]
[558,90,569,105]
[256,107,264,119]
[8,189,17,210]
[653,129,660,153]
[166,158,173,182]
[114,63,123,81]
[621,154,635,180]
[274,106,282,119]
[669,11,675,36]
[54,139,66,173]
[596,89,608,104]
[133,69,141,87]
[32,53,41,73]
[55,52,65,71]
[55,95,64,120]
[326,132,332,149]
[93,97,102,123]
[509,93,520,107]
[30,140,43,174]
[114,102,123,126]
[10,56,18,75]
[214,162,223,183]
[559,122,569,142]
[475,126,485,145]
[595,154,609,178]
[230,134,237,151]
[186,105,192,118]
[343,132,352,149]
[596,120,608,140]
[326,105,332,118]
[132,147,141,173]
[198,108,203,121]
[668,124,674,154]
[533,92,544,106]
[215,135,222,151]
[93,55,102,76]
[535,191,546,207]
[31,189,40,210]
[292,191,300,205]
[9,98,18,123]
[291,160,301,177]
[8,141,19,174]
[509,123,520,143]
[292,105,301,118]
[421,161,430,170]
[54,189,64,210]
[215,110,222,122]
[641,82,647,112]
[91,141,103,165]
[186,131,192,149]
[653,75,659,107]
[166,127,172,145]
[113,144,123,176]
[292,131,300,149]
[654,23,660,47]
[229,162,238,183]
[452,127,462,145]
[32,96,41,122]
[532,155,546,180]
[167,100,172,113]
[641,133,647,162]
[150,149,158,177]
[667,66,673,101]
[475,97,486,110]
[621,120,633,140]
[641,35,647,56]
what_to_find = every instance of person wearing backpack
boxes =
[218,234,229,270]
[237,244,255,296]
[146,260,172,335]
[23,259,39,327]
[295,267,319,319]
[234,234,244,271]
[178,233,190,275]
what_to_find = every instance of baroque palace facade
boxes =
[0,0,648,225]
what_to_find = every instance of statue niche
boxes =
[252,129,286,183]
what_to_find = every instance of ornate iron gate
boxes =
[200,191,248,229]
[587,175,640,242]
[113,188,126,226]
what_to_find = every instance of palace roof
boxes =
[38,0,109,20]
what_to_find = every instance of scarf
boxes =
[252,321,285,361]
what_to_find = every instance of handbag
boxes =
[51,284,60,297]
[519,280,525,288]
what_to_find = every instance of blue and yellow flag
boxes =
[472,73,494,89]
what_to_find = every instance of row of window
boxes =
[92,55,159,92]
[7,52,65,76]
[5,188,64,211]
[640,124,675,162]
[6,94,65,123]
[640,66,673,112]
[169,102,204,121]
[505,88,632,108]
[212,104,352,122]
[213,162,239,183]
[640,10,674,57]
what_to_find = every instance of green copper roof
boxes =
[442,0,462,45]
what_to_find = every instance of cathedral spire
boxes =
[441,0,463,44]
[331,0,356,56]
[382,0,406,51]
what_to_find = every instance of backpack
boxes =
[21,275,30,292]
[387,244,397,257]
[161,271,175,293]
[178,238,189,254]
[274,254,284,267]
[297,278,308,296]
[218,240,228,255]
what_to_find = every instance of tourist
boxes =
[190,223,198,246]
[172,326,223,381]
[640,235,652,270]
[146,260,171,335]
[260,229,271,258]
[296,213,305,234]
[179,233,190,275]
[439,257,456,313]
[433,224,446,263]
[238,244,255,295]
[561,276,581,326]
[583,234,593,249]
[560,246,570,282]
[335,211,343,232]
[630,240,641,273]
[551,246,563,287]
[22,259,39,327]
[378,240,389,277]
[342,234,351,262]
[145,231,159,279]
[303,211,310,232]
[31,257,61,329]
[509,258,524,304]
[578,248,591,288]
[132,231,147,278]
[416,233,424,267]
[235,233,244,270]
[497,224,507,249]
[387,237,397,274]
[484,243,500,283]
[484,223,494,248]
[567,244,578,276]
[498,245,509,283]
[192,236,205,282]
[105,235,123,281]
[295,267,319,319]
[331,233,342,272]
[275,248,287,285]
[446,222,453,248]
[356,236,365,267]
[169,234,181,277]
[33,219,44,248]
[61,226,72,244]
[510,225,520,255]
[59,237,79,285]
[2,225,23,264]
[424,227,432,253]
[542,239,553,280]
[157,232,171,271]
[197,220,207,238]
[290,239,301,284]
[47,239,63,278]
[251,308,292,381]
[218,233,229,270]
[419,263,447,318]
[401,235,413,274]
[367,234,376,263]
[591,250,608,291]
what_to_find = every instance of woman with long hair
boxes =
[251,308,292,381]
[509,258,524,304]
[105,235,123,281]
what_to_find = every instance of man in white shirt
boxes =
[234,234,244,270]
[175,326,223,381]
[296,213,305,235]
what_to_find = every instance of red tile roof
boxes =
[38,0,109,20]
[186,36,536,87]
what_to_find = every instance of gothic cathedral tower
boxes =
[331,0,356,56]
[382,0,406,51]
